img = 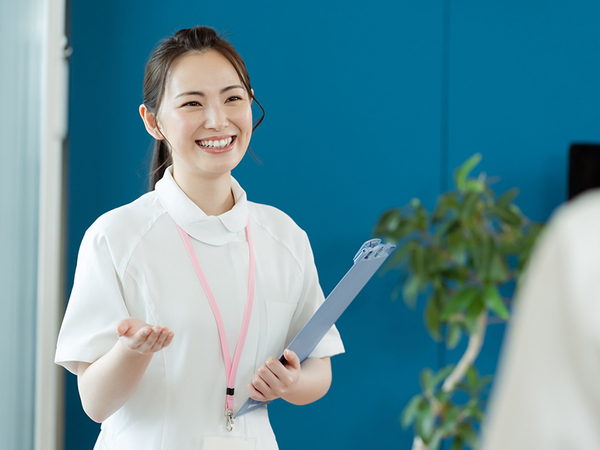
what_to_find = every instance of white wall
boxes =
[0,0,68,449]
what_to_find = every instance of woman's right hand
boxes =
[115,318,174,354]
[78,319,175,422]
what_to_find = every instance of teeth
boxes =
[198,137,233,148]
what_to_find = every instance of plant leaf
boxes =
[477,236,494,281]
[446,322,462,349]
[465,179,485,193]
[424,297,442,341]
[433,364,455,388]
[427,429,444,450]
[459,423,479,447]
[412,245,426,278]
[491,205,521,227]
[374,208,402,237]
[451,436,463,450]
[401,394,425,429]
[483,285,509,319]
[420,368,435,394]
[464,297,485,333]
[402,274,422,309]
[440,403,461,433]
[454,153,482,191]
[496,187,520,208]
[449,240,468,266]
[459,191,480,222]
[478,374,493,390]
[488,253,509,283]
[466,365,478,391]
[441,287,478,319]
[415,402,435,441]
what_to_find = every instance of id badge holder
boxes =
[203,436,256,450]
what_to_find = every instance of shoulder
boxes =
[248,202,313,264]
[80,191,166,272]
[530,189,600,285]
[547,190,600,244]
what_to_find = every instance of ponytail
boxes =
[149,140,171,190]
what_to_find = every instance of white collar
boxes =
[155,167,249,246]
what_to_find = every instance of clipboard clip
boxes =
[353,239,395,263]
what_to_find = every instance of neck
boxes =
[172,169,234,216]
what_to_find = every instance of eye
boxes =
[226,96,242,102]
[182,101,201,107]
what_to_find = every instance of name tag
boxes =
[203,436,256,450]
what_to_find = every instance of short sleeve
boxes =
[55,225,130,374]
[285,231,345,359]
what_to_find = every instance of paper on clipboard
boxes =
[236,238,395,418]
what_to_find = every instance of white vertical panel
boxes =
[35,0,68,448]
[0,0,46,448]
[0,0,67,449]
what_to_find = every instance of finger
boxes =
[160,330,175,348]
[126,326,152,349]
[247,381,267,401]
[258,363,281,387]
[150,328,170,351]
[250,376,275,401]
[283,349,301,370]
[265,357,295,386]
[130,327,157,351]
[141,327,162,350]
[115,319,133,337]
[257,365,292,398]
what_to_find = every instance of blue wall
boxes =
[65,1,600,448]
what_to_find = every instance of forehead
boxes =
[165,50,243,96]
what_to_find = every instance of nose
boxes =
[203,104,229,131]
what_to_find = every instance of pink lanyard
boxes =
[176,220,255,431]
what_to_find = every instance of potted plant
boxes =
[374,154,544,450]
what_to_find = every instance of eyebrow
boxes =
[175,85,245,98]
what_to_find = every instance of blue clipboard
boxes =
[236,238,395,417]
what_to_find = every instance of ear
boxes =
[139,104,164,140]
[250,88,254,105]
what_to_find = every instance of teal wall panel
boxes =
[445,0,600,405]
[64,1,600,448]
[447,1,600,221]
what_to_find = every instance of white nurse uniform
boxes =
[55,167,344,450]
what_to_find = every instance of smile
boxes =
[196,136,235,149]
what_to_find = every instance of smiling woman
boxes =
[54,26,344,450]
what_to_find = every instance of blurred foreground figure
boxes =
[483,190,600,449]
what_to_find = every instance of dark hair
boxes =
[143,26,265,189]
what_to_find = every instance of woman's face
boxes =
[155,50,253,183]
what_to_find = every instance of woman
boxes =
[55,26,344,450]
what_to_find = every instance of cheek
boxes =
[178,116,200,136]
[163,112,196,137]
[233,107,253,136]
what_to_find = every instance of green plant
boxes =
[374,154,544,450]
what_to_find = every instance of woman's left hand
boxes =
[247,349,301,402]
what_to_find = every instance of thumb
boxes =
[115,318,133,337]
[283,349,300,369]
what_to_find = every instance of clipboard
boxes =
[236,238,395,417]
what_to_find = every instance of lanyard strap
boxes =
[176,219,255,430]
